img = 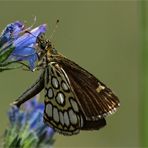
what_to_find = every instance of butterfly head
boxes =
[37,34,58,59]
[36,34,58,69]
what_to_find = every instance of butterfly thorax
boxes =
[37,35,61,67]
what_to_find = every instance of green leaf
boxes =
[0,46,15,63]
[9,136,21,148]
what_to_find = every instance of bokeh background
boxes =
[0,1,145,148]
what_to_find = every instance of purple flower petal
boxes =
[0,21,24,47]
[8,105,19,124]
[11,24,46,69]
[7,96,54,144]
[23,97,38,111]
[10,47,38,70]
[13,24,46,48]
[29,111,42,129]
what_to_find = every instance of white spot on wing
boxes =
[52,77,59,88]
[68,109,77,125]
[46,103,52,117]
[53,107,59,123]
[61,81,69,91]
[59,111,64,126]
[96,83,105,93]
[70,98,79,112]
[64,111,70,127]
[48,88,53,98]
[56,92,65,105]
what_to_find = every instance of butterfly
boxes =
[12,33,120,135]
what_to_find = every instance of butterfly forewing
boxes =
[53,56,120,121]
[44,61,83,135]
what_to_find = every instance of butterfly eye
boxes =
[40,41,47,49]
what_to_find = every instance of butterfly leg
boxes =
[12,71,45,108]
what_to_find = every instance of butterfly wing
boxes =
[54,56,120,123]
[44,61,83,135]
[43,60,106,135]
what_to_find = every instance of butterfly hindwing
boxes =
[43,61,83,135]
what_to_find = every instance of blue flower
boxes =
[0,21,47,70]
[0,21,24,48]
[0,21,25,71]
[4,96,55,148]
[11,24,46,70]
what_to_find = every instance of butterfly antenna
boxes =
[49,19,59,41]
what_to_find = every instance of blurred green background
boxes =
[0,1,144,148]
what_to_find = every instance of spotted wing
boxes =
[44,61,106,135]
[44,62,84,135]
[54,56,120,123]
